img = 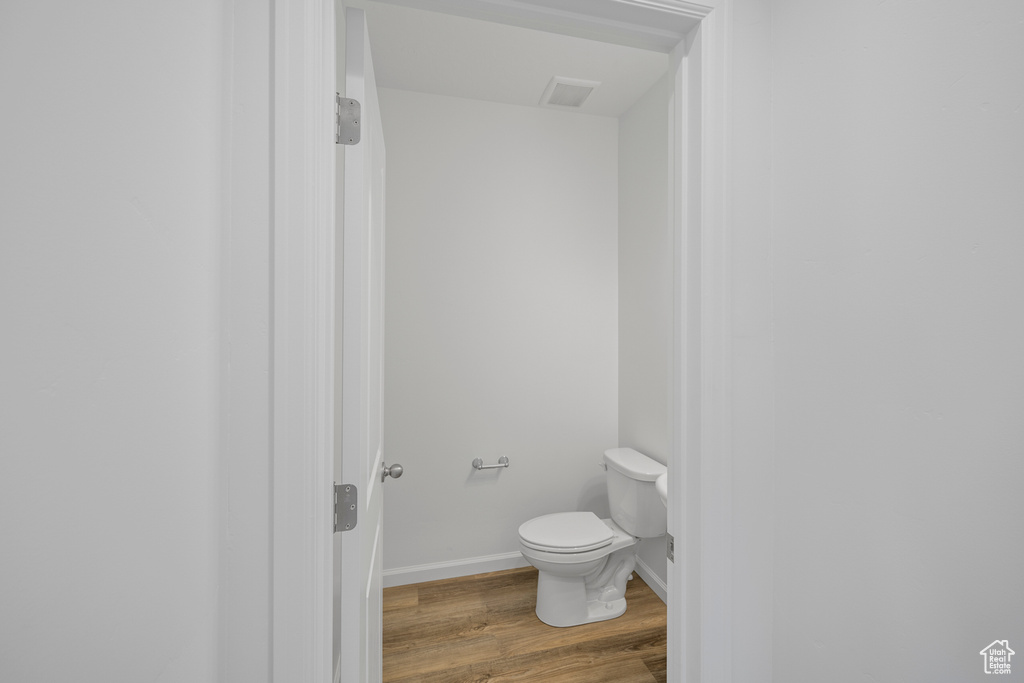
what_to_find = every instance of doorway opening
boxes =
[338,0,700,679]
[320,1,733,682]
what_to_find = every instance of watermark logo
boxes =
[980,640,1015,675]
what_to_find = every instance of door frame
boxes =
[270,0,337,681]
[266,1,734,681]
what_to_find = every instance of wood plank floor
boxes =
[383,566,667,683]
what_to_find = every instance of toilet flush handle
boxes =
[382,462,404,482]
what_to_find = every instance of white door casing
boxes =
[270,0,336,681]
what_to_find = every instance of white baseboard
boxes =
[385,550,669,607]
[383,551,531,588]
[634,555,668,604]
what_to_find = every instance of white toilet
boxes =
[518,447,667,627]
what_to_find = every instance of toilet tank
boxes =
[603,448,668,538]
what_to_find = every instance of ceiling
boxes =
[346,1,671,118]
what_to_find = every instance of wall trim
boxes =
[668,3,734,683]
[383,552,530,588]
[385,550,669,606]
[634,556,669,604]
[371,0,703,52]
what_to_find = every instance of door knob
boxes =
[382,462,404,482]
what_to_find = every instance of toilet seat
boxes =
[518,511,614,553]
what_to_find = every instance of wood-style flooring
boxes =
[383,566,667,683]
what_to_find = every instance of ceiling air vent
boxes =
[540,76,601,109]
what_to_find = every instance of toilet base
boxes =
[532,548,636,628]
[583,595,627,624]
[535,574,631,627]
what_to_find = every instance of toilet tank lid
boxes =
[603,448,667,482]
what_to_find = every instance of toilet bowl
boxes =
[519,513,637,627]
[518,448,667,627]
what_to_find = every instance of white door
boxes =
[336,7,388,683]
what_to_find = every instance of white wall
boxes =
[378,88,619,582]
[0,2,230,680]
[219,1,273,681]
[764,1,1024,680]
[618,74,672,594]
[728,0,776,680]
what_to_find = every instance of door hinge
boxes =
[334,483,357,533]
[666,533,675,562]
[335,94,361,145]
